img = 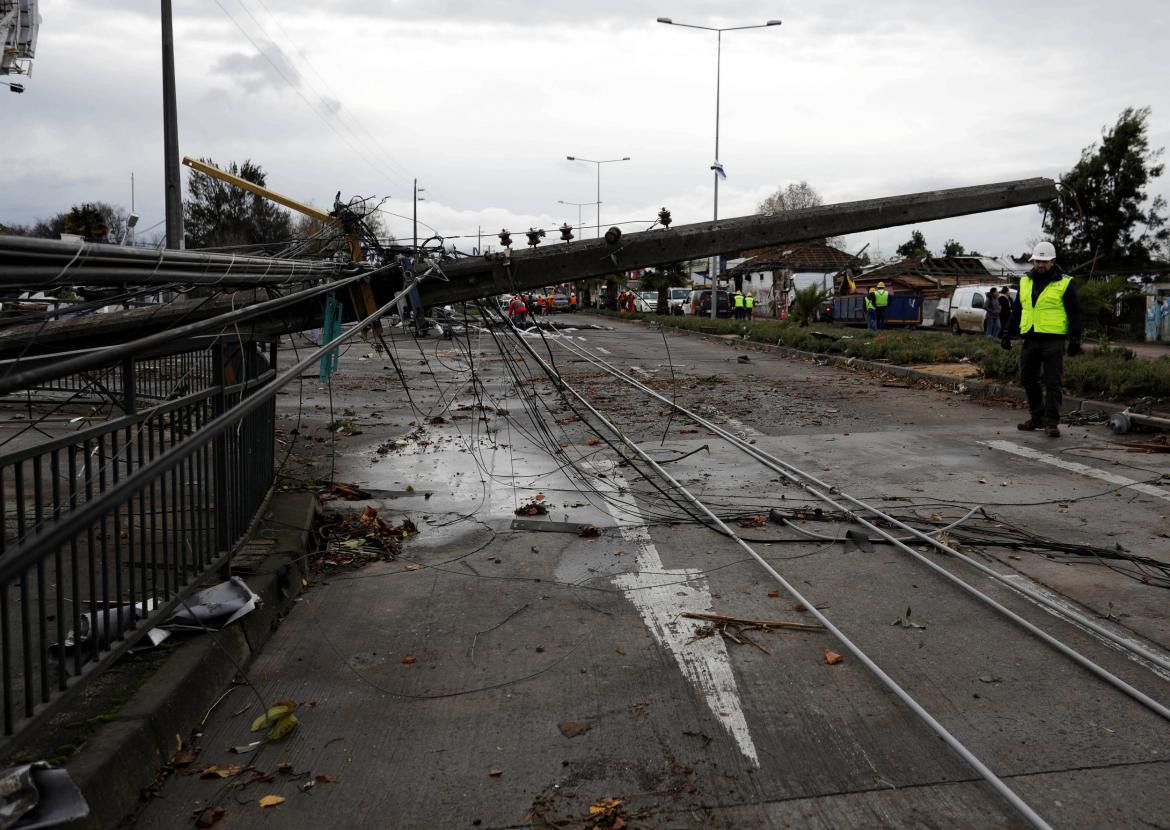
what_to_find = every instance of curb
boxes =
[635,320,1135,418]
[64,491,318,830]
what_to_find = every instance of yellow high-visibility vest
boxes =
[734,293,745,308]
[1019,275,1071,335]
[874,289,889,308]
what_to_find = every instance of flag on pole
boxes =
[710,161,727,180]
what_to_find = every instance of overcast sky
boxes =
[3,0,1169,259]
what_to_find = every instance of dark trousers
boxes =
[1020,338,1065,425]
[875,308,887,329]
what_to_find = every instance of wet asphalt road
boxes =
[132,316,1170,829]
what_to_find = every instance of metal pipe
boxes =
[499,312,1054,830]
[555,337,1170,699]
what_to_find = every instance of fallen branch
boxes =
[682,611,824,631]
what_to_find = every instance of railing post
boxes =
[211,343,231,563]
[121,357,136,415]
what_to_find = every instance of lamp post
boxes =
[565,155,630,238]
[657,16,781,317]
[557,199,595,241]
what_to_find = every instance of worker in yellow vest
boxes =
[865,288,877,329]
[873,282,890,329]
[745,292,755,319]
[733,289,745,319]
[1001,241,1083,438]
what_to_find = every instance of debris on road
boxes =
[685,611,824,653]
[891,606,928,630]
[558,720,591,738]
[824,649,844,666]
[314,507,417,571]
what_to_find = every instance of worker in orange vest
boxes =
[569,291,578,312]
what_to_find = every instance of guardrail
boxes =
[0,337,276,747]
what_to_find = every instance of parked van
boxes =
[939,285,1015,334]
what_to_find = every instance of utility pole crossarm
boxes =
[416,177,1058,307]
[182,157,337,225]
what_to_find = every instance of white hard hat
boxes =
[1031,241,1056,261]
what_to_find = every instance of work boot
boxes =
[1017,419,1040,431]
[1044,425,1061,438]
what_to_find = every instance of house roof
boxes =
[723,241,855,278]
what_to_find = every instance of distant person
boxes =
[865,288,877,329]
[874,282,890,329]
[985,287,1001,337]
[745,292,755,319]
[733,289,745,319]
[998,285,1013,322]
[1001,241,1083,438]
[626,290,636,315]
[569,291,578,312]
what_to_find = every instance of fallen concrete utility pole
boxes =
[0,177,1056,356]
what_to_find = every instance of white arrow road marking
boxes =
[981,440,1170,502]
[593,468,760,766]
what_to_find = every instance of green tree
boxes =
[63,202,130,243]
[942,239,966,257]
[1043,107,1168,268]
[640,261,689,314]
[0,222,31,236]
[896,230,929,259]
[184,159,293,250]
[791,283,831,327]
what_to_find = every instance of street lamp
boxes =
[657,16,781,317]
[557,199,596,241]
[565,155,630,238]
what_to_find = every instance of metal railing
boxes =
[0,336,276,747]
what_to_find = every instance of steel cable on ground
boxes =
[501,314,1056,830]
[552,335,1170,689]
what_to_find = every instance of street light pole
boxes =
[161,0,183,249]
[657,16,781,318]
[566,155,630,238]
[557,200,595,241]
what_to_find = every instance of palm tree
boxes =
[792,284,832,327]
[640,261,689,314]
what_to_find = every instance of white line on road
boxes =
[981,440,1170,502]
[595,346,612,355]
[594,468,760,766]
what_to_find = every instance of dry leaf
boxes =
[200,764,247,779]
[767,591,780,598]
[315,774,338,783]
[258,795,285,808]
[558,720,590,738]
[589,797,623,816]
[929,513,943,522]
[195,805,225,828]
[824,649,844,666]
[578,524,600,538]
[488,767,503,777]
[401,656,417,665]
[404,563,422,571]
[534,493,545,501]
[978,478,988,484]
[301,780,316,792]
[585,437,602,446]
[266,713,299,742]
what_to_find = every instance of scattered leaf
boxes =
[578,524,600,538]
[172,737,201,767]
[929,513,944,522]
[300,780,316,792]
[585,437,602,446]
[195,805,225,828]
[315,774,338,784]
[978,478,988,484]
[891,606,927,630]
[201,764,248,779]
[402,656,417,665]
[230,741,263,754]
[534,493,545,501]
[267,713,299,742]
[978,675,1002,684]
[767,591,780,598]
[404,563,422,571]
[488,767,503,777]
[558,720,590,738]
[276,762,294,773]
[258,795,285,809]
[589,797,623,816]
[824,649,844,666]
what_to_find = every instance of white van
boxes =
[939,285,1015,334]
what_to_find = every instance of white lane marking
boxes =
[595,346,612,355]
[981,440,1170,502]
[999,573,1170,683]
[594,468,760,766]
[629,366,655,378]
[719,412,761,438]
